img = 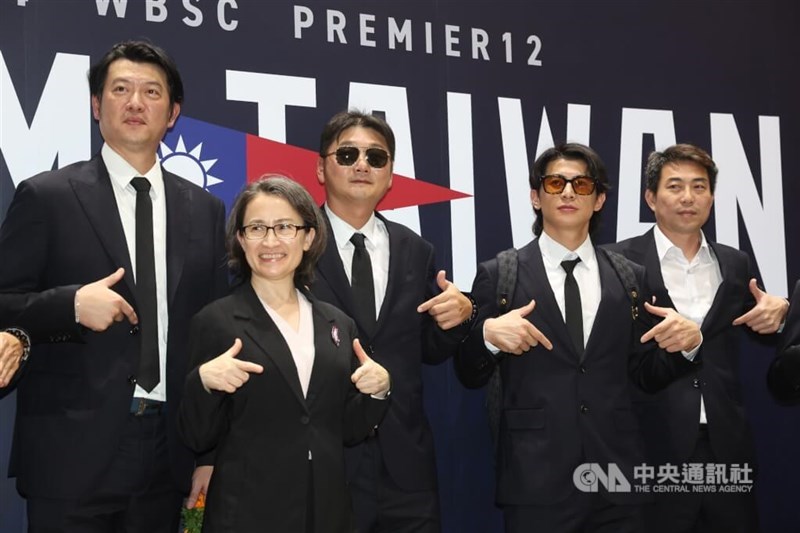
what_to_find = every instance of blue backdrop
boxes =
[2,1,799,531]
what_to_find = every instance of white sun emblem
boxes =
[159,136,223,190]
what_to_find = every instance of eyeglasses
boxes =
[240,223,310,241]
[326,146,391,169]
[541,174,598,195]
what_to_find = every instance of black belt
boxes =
[130,397,164,416]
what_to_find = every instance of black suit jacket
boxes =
[767,280,800,402]
[455,239,694,506]
[309,211,469,491]
[607,229,762,466]
[0,155,228,498]
[178,283,388,533]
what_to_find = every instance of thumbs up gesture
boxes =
[350,339,391,397]
[199,338,264,394]
[641,302,702,353]
[75,267,138,331]
[484,299,553,355]
[417,270,474,330]
[732,278,790,334]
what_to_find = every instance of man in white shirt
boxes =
[608,143,789,533]
[0,41,228,532]
[455,143,701,532]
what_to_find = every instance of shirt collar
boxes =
[538,230,596,270]
[102,143,164,199]
[652,224,713,264]
[324,204,379,250]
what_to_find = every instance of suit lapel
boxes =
[237,284,307,410]
[69,156,135,293]
[316,214,359,318]
[374,214,405,335]
[701,241,733,336]
[163,171,190,306]
[518,240,576,359]
[640,230,674,308]
[305,293,341,406]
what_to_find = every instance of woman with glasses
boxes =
[178,176,391,533]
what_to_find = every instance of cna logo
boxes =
[573,463,632,493]
[160,116,469,212]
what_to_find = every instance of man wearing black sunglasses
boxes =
[455,143,701,532]
[607,144,788,533]
[310,110,476,533]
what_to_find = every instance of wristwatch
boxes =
[4,328,31,361]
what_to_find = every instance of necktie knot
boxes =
[131,177,151,193]
[561,257,581,275]
[350,232,367,250]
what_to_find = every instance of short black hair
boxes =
[227,176,327,287]
[529,143,610,237]
[88,40,184,108]
[645,144,718,194]
[319,110,395,160]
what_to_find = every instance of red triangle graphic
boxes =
[245,134,471,210]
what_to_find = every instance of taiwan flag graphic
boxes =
[160,116,470,212]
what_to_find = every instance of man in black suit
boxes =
[309,110,475,533]
[0,41,228,532]
[768,280,800,402]
[607,144,789,533]
[455,143,701,533]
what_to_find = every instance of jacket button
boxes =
[300,415,310,425]
[692,378,701,389]
[580,404,589,414]
[127,375,137,385]
[129,325,139,335]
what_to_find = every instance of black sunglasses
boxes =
[326,146,391,169]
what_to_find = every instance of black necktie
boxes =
[131,177,159,392]
[350,233,376,334]
[561,258,584,356]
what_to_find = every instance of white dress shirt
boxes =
[538,231,602,348]
[324,205,390,322]
[103,144,169,402]
[653,225,722,424]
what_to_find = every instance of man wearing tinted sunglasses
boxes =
[455,143,701,532]
[607,144,789,533]
[310,110,476,533]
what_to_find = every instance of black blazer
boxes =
[607,229,763,466]
[455,239,694,506]
[309,211,469,491]
[767,280,800,402]
[0,155,229,498]
[178,282,389,533]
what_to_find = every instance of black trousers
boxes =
[26,412,181,533]
[504,490,644,533]
[349,437,440,533]
[644,427,759,533]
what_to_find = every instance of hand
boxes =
[483,299,553,355]
[417,270,473,330]
[199,339,264,394]
[185,465,214,509]
[732,278,790,334]
[0,332,23,388]
[350,339,390,396]
[641,302,702,353]
[75,268,137,332]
